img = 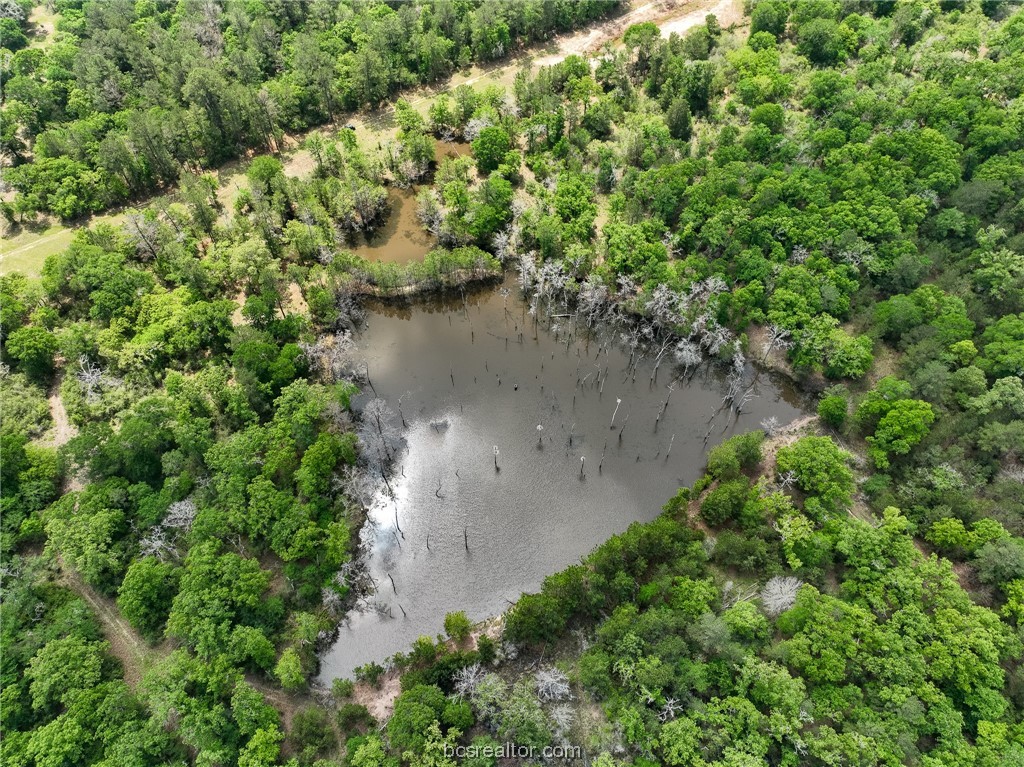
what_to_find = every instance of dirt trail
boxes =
[659,0,744,36]
[60,558,325,739]
[38,374,85,491]
[2,228,70,260]
[60,563,157,687]
[41,374,76,447]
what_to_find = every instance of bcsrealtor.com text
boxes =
[443,742,584,761]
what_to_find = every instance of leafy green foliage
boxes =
[699,479,750,526]
[117,557,180,640]
[471,126,512,174]
[444,611,472,643]
[775,436,854,517]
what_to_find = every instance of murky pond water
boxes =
[346,187,435,264]
[345,141,471,264]
[318,279,808,681]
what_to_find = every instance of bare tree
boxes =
[124,213,161,260]
[761,416,781,437]
[658,698,682,722]
[138,498,197,561]
[0,0,26,20]
[761,324,792,363]
[777,470,797,490]
[453,662,484,699]
[550,704,575,738]
[492,228,514,263]
[675,339,703,374]
[338,465,382,509]
[75,356,122,403]
[760,576,803,617]
[357,398,402,481]
[462,116,493,141]
[535,667,572,702]
[299,332,357,382]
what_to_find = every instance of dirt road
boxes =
[535,0,741,67]
[60,563,157,687]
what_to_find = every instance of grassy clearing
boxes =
[27,5,57,49]
[1,212,125,278]
[1,222,74,278]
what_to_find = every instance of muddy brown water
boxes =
[345,141,471,264]
[346,187,435,264]
[318,278,808,680]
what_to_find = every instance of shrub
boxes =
[290,706,335,762]
[504,592,566,644]
[332,678,355,700]
[337,702,374,734]
[476,635,496,664]
[577,649,614,697]
[710,531,777,574]
[388,684,447,752]
[444,610,473,642]
[700,479,751,526]
[355,661,385,688]
[706,432,763,479]
[818,392,848,428]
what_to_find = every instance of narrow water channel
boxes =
[318,279,808,680]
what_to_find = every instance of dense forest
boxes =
[2,0,1024,766]
[0,0,620,219]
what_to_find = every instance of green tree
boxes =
[237,726,283,767]
[472,126,512,174]
[274,648,306,692]
[865,399,934,469]
[26,636,106,712]
[818,390,848,428]
[775,436,853,517]
[117,557,180,640]
[389,684,447,753]
[798,18,845,65]
[978,314,1024,379]
[444,611,472,642]
[5,326,57,380]
[750,0,789,38]
[700,479,750,526]
[659,716,703,767]
[666,97,692,141]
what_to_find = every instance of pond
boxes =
[345,140,472,264]
[317,278,809,681]
[346,187,434,264]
